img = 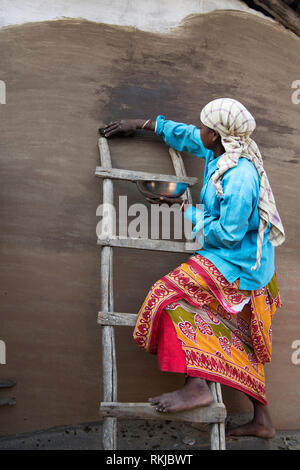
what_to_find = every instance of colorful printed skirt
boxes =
[133,254,281,405]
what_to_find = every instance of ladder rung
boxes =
[98,311,137,327]
[97,236,195,253]
[99,402,226,424]
[95,167,198,185]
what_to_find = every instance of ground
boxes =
[0,414,299,450]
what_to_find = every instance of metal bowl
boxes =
[136,180,188,198]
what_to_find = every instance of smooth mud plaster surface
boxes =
[0,11,299,434]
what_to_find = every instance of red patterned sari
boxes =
[133,254,281,405]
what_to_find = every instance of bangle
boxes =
[142,119,152,129]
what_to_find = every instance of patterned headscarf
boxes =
[200,97,285,271]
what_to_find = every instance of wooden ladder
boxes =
[96,137,226,450]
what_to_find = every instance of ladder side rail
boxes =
[99,137,118,450]
[209,382,221,450]
[216,382,226,450]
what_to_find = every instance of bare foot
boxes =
[226,399,276,439]
[226,420,276,439]
[149,377,213,413]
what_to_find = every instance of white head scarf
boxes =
[200,97,285,271]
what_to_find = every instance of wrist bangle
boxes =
[142,119,152,129]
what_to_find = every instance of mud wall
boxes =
[0,11,299,434]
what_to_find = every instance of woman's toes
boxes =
[155,404,162,412]
[156,404,167,413]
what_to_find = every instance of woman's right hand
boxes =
[145,196,184,208]
[100,119,141,138]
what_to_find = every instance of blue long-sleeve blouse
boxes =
[155,115,275,290]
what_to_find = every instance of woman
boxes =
[103,98,285,438]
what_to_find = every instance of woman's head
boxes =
[199,97,259,163]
